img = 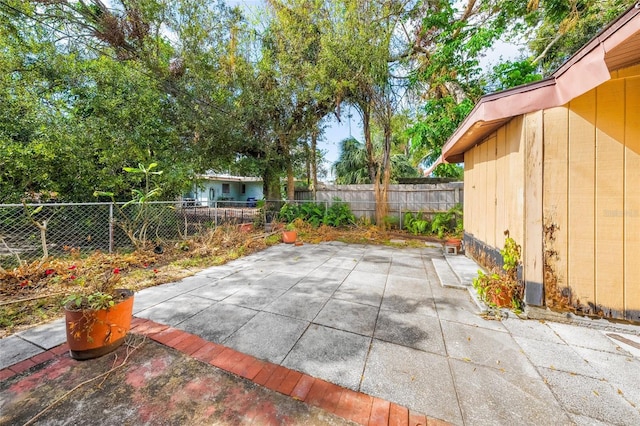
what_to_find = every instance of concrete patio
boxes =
[2,241,640,425]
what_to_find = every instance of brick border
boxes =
[0,317,452,426]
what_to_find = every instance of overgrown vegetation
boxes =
[278,199,356,228]
[403,205,463,239]
[472,231,524,311]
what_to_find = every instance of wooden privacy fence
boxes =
[295,182,464,221]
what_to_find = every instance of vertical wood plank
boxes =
[543,107,569,308]
[485,135,497,249]
[595,78,625,317]
[625,76,640,320]
[464,149,475,238]
[524,110,545,305]
[568,90,596,309]
[478,140,488,244]
[507,116,525,249]
[495,127,507,246]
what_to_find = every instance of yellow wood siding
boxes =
[567,89,597,309]
[542,107,569,307]
[463,118,525,261]
[465,67,640,319]
[624,75,640,319]
[595,77,626,315]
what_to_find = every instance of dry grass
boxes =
[0,224,432,338]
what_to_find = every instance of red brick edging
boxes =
[1,317,451,426]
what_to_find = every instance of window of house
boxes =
[209,188,215,200]
[222,183,230,194]
[242,184,246,194]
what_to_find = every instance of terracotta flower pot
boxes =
[282,230,297,244]
[490,289,512,308]
[65,289,134,360]
[239,223,253,233]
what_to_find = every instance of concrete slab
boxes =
[444,255,481,286]
[16,318,66,350]
[220,285,287,310]
[605,332,640,359]
[224,311,308,364]
[450,358,573,426]
[283,324,370,391]
[353,261,390,275]
[381,275,436,316]
[501,316,565,344]
[135,294,216,326]
[432,258,464,289]
[185,281,243,301]
[433,291,506,332]
[263,292,328,322]
[288,276,342,298]
[360,340,462,425]
[569,414,617,426]
[342,270,388,287]
[314,298,378,336]
[319,256,359,271]
[0,335,43,370]
[441,320,538,377]
[548,321,625,353]
[307,265,352,282]
[572,346,640,407]
[512,336,599,377]
[540,367,640,426]
[176,302,257,343]
[254,272,304,291]
[333,279,386,307]
[132,286,188,313]
[388,263,428,280]
[374,309,446,355]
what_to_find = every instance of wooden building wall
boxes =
[465,64,640,320]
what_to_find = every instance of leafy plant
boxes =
[278,199,355,229]
[431,205,463,238]
[404,212,430,235]
[472,232,523,310]
[94,162,164,249]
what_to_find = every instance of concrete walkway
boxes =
[2,241,640,425]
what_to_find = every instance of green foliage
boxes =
[278,198,355,228]
[95,162,165,249]
[409,97,474,176]
[430,205,463,239]
[63,292,115,311]
[472,233,522,310]
[488,60,542,92]
[403,212,430,235]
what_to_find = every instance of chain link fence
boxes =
[0,198,460,268]
[0,201,262,268]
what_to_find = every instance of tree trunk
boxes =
[311,128,318,200]
[262,167,281,200]
[286,154,295,201]
[375,119,392,227]
[362,103,376,183]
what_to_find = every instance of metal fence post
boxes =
[214,202,218,228]
[109,203,114,254]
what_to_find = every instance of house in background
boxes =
[431,6,640,321]
[185,174,263,206]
